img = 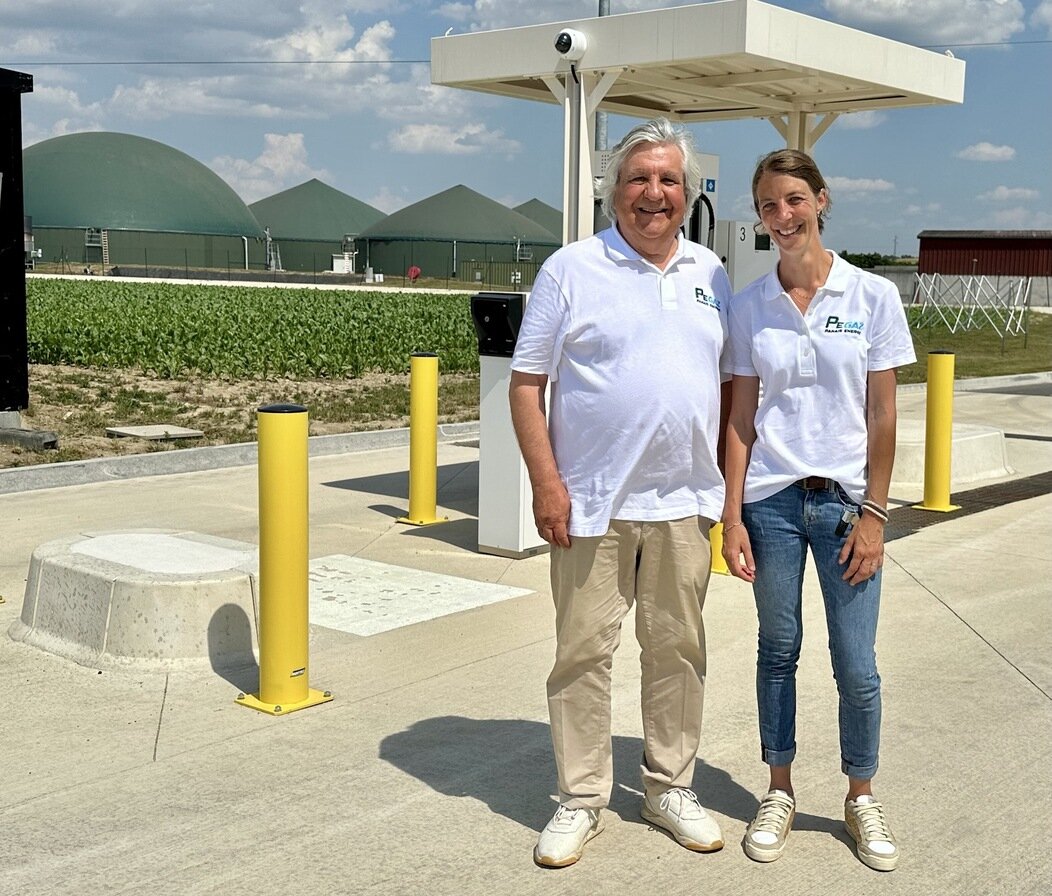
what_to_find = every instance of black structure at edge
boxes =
[0,68,32,413]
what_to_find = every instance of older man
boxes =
[510,118,731,868]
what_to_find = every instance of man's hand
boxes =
[509,370,572,548]
[533,477,572,548]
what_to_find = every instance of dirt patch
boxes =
[1,364,480,469]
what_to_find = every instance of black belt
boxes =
[795,476,837,491]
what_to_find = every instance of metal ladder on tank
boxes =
[264,227,283,272]
[100,230,110,270]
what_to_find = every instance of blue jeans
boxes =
[742,482,882,780]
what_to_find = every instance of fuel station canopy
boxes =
[431,0,965,242]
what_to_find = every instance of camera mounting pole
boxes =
[540,64,619,246]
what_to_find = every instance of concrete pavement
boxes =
[2,375,1050,896]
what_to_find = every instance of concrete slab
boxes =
[308,554,532,636]
[0,424,59,450]
[70,531,254,573]
[106,424,204,440]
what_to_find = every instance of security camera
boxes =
[554,29,588,62]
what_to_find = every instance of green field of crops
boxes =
[26,276,1050,384]
[26,278,478,378]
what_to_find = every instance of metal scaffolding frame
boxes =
[911,273,1033,346]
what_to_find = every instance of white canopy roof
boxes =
[431,0,965,240]
[432,0,964,125]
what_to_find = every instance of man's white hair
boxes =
[596,118,703,222]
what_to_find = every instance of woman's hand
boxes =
[839,512,884,585]
[721,521,756,583]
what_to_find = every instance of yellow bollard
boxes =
[917,351,961,512]
[709,522,730,575]
[398,352,449,526]
[236,403,332,715]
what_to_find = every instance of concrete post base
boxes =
[8,530,260,671]
[893,420,1012,488]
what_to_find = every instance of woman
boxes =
[721,149,915,872]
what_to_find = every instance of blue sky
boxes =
[2,0,1049,254]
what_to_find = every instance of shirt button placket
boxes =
[799,323,816,378]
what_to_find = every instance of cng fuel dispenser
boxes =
[675,153,777,291]
[714,220,779,291]
[686,151,720,250]
[470,292,549,559]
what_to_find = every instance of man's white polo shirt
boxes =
[727,251,916,504]
[512,226,731,538]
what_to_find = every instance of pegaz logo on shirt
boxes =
[824,314,864,335]
[694,287,720,310]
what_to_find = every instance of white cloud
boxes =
[8,4,410,127]
[260,15,395,69]
[435,3,474,25]
[978,185,1039,201]
[387,122,521,156]
[957,142,1016,161]
[726,192,759,219]
[0,33,59,56]
[209,133,330,203]
[905,202,942,216]
[32,83,100,113]
[368,186,413,213]
[825,176,896,194]
[21,84,106,142]
[992,207,1052,228]
[1032,0,1052,37]
[23,118,104,145]
[109,78,287,120]
[373,79,478,123]
[838,110,887,130]
[822,0,1025,46]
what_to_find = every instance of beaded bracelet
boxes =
[722,521,744,534]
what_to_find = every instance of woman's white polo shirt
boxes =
[727,251,916,504]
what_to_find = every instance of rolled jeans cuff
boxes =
[761,743,796,768]
[842,758,879,780]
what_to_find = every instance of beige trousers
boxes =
[547,516,713,810]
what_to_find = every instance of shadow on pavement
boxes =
[322,461,479,517]
[207,603,259,693]
[379,715,757,833]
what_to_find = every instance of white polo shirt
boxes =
[512,226,731,537]
[727,251,916,504]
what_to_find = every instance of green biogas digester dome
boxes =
[24,132,262,235]
[23,132,264,271]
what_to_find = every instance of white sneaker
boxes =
[534,806,604,868]
[744,789,795,862]
[641,788,724,852]
[845,796,899,871]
